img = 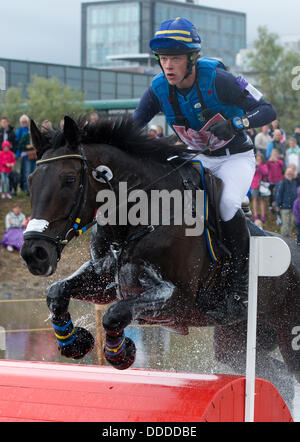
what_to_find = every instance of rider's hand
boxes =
[207,119,237,141]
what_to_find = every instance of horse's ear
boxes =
[30,119,46,159]
[63,115,80,147]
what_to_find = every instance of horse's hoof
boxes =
[59,327,94,359]
[102,301,133,334]
[104,337,136,370]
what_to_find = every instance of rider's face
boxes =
[159,54,191,87]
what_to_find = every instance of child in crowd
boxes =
[293,187,300,246]
[267,148,284,212]
[251,152,269,223]
[0,141,16,199]
[276,168,298,238]
[1,204,27,252]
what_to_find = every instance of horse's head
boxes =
[21,116,93,276]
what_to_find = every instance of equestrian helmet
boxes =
[150,17,201,55]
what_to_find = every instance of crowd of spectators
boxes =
[0,112,99,199]
[250,119,300,244]
[0,114,33,198]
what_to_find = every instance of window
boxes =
[66,67,82,80]
[207,14,217,29]
[29,64,47,79]
[48,65,65,82]
[221,15,234,33]
[100,71,117,99]
[11,61,27,75]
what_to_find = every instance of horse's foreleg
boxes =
[102,267,176,370]
[47,260,115,359]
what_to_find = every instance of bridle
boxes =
[23,147,94,261]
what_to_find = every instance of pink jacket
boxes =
[267,159,284,184]
[251,163,268,189]
[0,150,15,174]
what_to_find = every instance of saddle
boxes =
[189,161,268,262]
[188,161,269,317]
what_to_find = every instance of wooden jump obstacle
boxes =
[0,237,293,422]
[0,360,293,422]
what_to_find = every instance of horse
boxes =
[21,115,300,407]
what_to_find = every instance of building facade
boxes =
[81,0,246,69]
[0,57,152,101]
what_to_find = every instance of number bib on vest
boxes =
[173,114,234,151]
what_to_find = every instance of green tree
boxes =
[247,26,300,135]
[0,85,25,127]
[0,75,90,128]
[26,75,88,125]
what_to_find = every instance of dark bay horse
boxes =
[21,116,300,406]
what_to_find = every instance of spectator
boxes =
[19,130,36,194]
[269,119,286,145]
[293,187,300,245]
[254,125,271,159]
[1,204,26,252]
[41,120,53,132]
[0,141,15,199]
[267,148,284,211]
[266,129,286,160]
[275,167,298,238]
[15,115,30,188]
[90,112,100,124]
[250,152,269,223]
[0,117,17,153]
[9,169,20,197]
[246,128,256,145]
[15,114,30,155]
[254,218,263,229]
[288,163,300,184]
[156,124,164,138]
[285,136,300,173]
[294,124,300,147]
[148,125,158,138]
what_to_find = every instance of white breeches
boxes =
[195,149,256,222]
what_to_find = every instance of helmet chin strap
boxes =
[182,55,195,81]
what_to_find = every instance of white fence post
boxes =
[0,326,5,359]
[245,236,291,422]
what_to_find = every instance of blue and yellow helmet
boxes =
[150,18,201,55]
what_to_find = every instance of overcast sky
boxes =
[0,0,299,66]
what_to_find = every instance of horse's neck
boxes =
[85,144,173,190]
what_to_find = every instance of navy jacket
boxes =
[276,178,298,210]
[133,64,276,151]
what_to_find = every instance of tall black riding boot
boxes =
[207,209,250,325]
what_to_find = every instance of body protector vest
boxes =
[152,57,244,151]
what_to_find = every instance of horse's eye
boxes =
[64,176,76,185]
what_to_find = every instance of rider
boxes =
[133,17,276,325]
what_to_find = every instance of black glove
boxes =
[208,119,237,141]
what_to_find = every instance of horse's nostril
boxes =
[34,247,48,261]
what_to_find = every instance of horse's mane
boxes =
[44,115,195,163]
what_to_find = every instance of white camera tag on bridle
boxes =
[92,165,113,183]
